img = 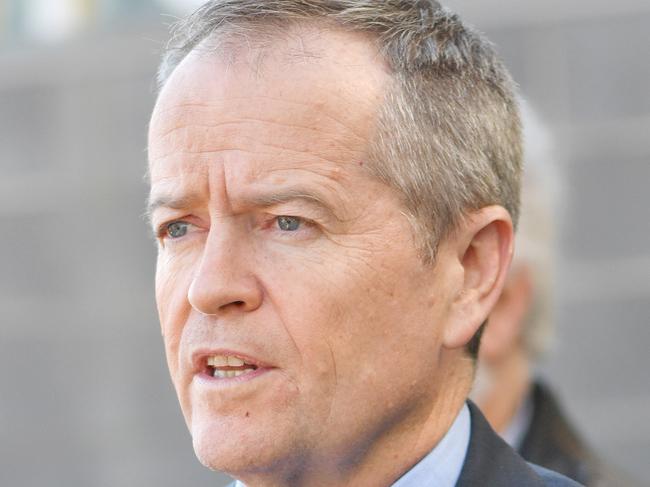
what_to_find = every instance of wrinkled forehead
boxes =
[146,25,397,224]
[148,24,391,161]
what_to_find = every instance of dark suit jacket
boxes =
[518,382,641,487]
[226,401,581,486]
[457,401,581,486]
[518,382,598,485]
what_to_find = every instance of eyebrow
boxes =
[246,187,333,209]
[146,193,203,222]
[146,187,344,222]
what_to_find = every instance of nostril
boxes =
[233,301,245,306]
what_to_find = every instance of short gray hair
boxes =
[157,0,522,261]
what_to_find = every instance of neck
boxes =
[237,355,472,487]
[475,348,530,434]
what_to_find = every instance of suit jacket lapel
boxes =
[456,401,546,487]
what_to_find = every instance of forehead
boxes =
[148,26,390,190]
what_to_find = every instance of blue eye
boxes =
[277,216,301,231]
[166,221,189,239]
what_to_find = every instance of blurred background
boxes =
[0,1,648,486]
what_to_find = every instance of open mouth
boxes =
[206,354,259,379]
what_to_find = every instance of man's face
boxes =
[148,29,460,479]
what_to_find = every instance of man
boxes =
[472,105,640,487]
[146,1,580,485]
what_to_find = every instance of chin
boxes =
[190,413,302,479]
[192,416,255,472]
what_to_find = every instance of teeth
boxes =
[212,368,255,379]
[207,355,228,367]
[227,356,245,366]
[207,354,258,379]
[207,355,250,367]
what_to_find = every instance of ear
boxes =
[442,206,515,350]
[479,265,533,361]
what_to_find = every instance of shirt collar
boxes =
[391,403,471,487]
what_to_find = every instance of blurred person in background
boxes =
[471,103,641,487]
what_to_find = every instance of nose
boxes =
[187,225,263,315]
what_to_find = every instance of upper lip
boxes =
[191,348,273,374]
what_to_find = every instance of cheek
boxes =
[341,253,441,353]
[257,260,353,418]
[266,248,425,378]
[264,255,444,447]
[155,249,197,316]
[155,252,195,376]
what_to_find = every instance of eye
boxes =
[277,216,302,231]
[164,221,189,239]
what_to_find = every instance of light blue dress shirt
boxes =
[391,403,470,487]
[233,403,471,487]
